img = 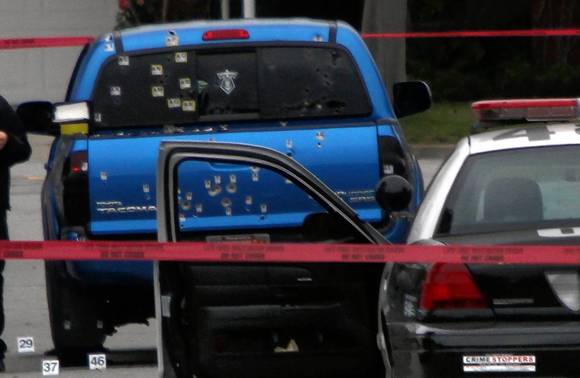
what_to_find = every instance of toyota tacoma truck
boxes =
[18,18,431,354]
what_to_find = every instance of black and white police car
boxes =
[380,99,580,378]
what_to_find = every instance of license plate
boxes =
[206,234,270,244]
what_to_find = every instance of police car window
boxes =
[436,146,580,236]
[91,46,371,128]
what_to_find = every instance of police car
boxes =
[380,99,580,378]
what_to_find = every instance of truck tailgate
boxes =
[88,125,384,235]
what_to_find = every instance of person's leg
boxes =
[0,208,5,239]
[0,209,8,368]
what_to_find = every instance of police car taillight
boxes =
[202,29,250,41]
[472,98,580,123]
[420,263,489,311]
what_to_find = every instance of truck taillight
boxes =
[64,151,89,226]
[420,263,488,311]
[472,98,580,123]
[378,137,407,178]
[70,151,88,174]
[202,29,250,41]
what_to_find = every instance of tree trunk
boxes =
[362,0,407,98]
[531,0,578,66]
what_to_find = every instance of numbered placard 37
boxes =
[42,360,59,376]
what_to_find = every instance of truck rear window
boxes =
[92,46,372,128]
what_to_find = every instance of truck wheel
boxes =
[45,261,106,354]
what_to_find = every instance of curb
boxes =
[410,144,455,160]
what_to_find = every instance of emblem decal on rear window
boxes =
[217,69,238,95]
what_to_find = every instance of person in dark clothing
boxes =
[0,95,31,370]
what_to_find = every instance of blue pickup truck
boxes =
[18,19,430,354]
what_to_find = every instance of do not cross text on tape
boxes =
[1,240,580,265]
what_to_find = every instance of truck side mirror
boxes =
[392,81,432,118]
[17,101,57,136]
[375,175,412,213]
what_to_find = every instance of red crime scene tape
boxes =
[1,240,580,265]
[361,28,580,39]
[1,28,580,50]
[0,36,95,50]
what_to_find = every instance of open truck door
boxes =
[154,141,412,378]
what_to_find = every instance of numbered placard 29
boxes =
[88,354,107,370]
[17,337,35,353]
[42,360,59,376]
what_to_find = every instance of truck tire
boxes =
[45,261,106,354]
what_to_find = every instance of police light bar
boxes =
[472,98,580,123]
[202,29,250,41]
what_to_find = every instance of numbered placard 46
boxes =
[88,354,107,370]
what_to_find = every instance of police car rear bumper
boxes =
[387,322,580,378]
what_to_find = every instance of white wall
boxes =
[0,0,118,104]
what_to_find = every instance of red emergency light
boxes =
[202,29,250,41]
[472,98,580,123]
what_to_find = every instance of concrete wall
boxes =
[0,0,118,104]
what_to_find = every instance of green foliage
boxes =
[399,102,473,144]
[501,60,580,98]
[407,38,494,101]
[407,0,580,101]
[116,0,215,29]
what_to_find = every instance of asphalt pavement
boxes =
[4,135,446,377]
[7,135,157,377]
